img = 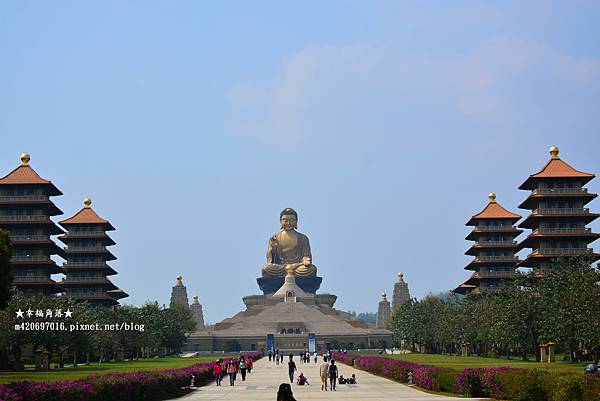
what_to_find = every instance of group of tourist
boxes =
[270,350,357,392]
[269,349,290,365]
[212,355,254,386]
[297,350,318,363]
[275,356,358,401]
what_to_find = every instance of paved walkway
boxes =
[176,357,486,401]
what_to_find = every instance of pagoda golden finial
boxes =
[488,192,497,203]
[83,198,92,208]
[549,145,559,159]
[20,153,30,166]
[193,294,199,301]
[176,275,182,281]
[381,292,387,298]
[285,265,295,275]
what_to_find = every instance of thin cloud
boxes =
[228,38,600,146]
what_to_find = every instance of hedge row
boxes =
[331,352,600,401]
[0,352,262,401]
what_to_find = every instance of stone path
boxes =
[176,357,486,401]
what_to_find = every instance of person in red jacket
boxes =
[213,359,223,386]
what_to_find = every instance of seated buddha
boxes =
[261,208,318,278]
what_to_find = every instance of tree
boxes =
[0,229,12,309]
[531,256,600,362]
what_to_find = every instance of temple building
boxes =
[186,208,392,352]
[517,146,600,271]
[190,295,205,330]
[170,275,190,308]
[0,154,64,295]
[376,292,391,328]
[454,193,522,295]
[392,272,410,311]
[58,198,127,305]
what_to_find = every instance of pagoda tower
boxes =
[58,198,128,305]
[376,292,391,328]
[392,272,410,311]
[170,275,189,308]
[517,146,600,272]
[454,193,522,295]
[190,294,205,330]
[0,154,64,295]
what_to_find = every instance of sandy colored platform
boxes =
[175,357,486,401]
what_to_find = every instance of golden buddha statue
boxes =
[261,208,318,278]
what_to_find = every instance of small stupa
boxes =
[170,275,189,308]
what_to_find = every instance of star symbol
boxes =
[15,309,24,318]
[64,309,73,318]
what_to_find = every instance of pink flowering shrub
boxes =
[330,352,449,391]
[0,352,262,401]
[331,352,599,401]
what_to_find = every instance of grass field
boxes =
[377,353,587,373]
[0,356,221,384]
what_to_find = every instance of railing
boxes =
[63,232,105,237]
[9,235,49,241]
[13,276,51,281]
[64,261,105,266]
[477,241,517,246]
[532,188,588,195]
[67,292,104,297]
[0,215,49,222]
[474,226,516,231]
[534,208,589,215]
[476,256,518,261]
[532,248,593,256]
[63,277,106,282]
[10,255,50,261]
[0,195,48,201]
[65,246,106,252]
[475,271,518,278]
[533,228,591,235]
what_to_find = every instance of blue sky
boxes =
[1,1,599,323]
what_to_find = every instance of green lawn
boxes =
[0,356,220,384]
[377,353,587,373]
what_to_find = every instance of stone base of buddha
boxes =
[257,275,322,295]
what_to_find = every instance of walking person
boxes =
[228,361,238,386]
[246,357,253,374]
[269,350,273,362]
[275,350,280,365]
[328,360,338,391]
[313,351,318,363]
[239,358,247,381]
[288,355,297,383]
[319,359,329,391]
[214,359,223,386]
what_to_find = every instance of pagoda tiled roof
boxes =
[0,165,62,195]
[60,207,115,230]
[520,156,594,189]
[471,202,520,220]
[466,195,520,225]
[453,274,477,294]
[107,288,129,299]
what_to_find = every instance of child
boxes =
[297,372,309,385]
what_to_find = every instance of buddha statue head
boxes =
[279,208,298,231]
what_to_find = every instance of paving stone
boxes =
[175,357,487,401]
